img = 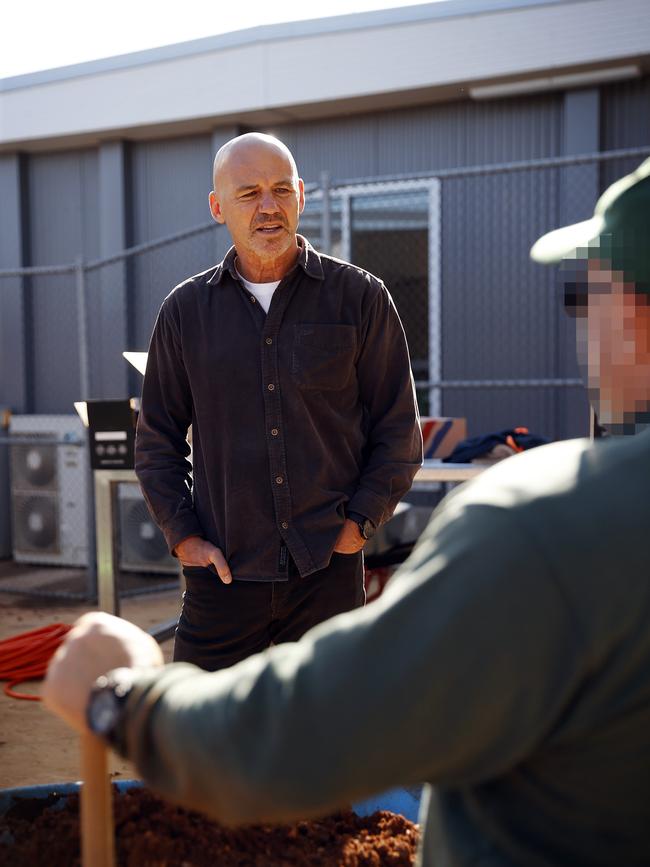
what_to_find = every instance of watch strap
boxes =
[347,511,375,540]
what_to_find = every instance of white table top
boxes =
[415,460,486,482]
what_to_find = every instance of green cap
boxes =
[530,157,650,289]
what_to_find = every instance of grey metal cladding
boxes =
[27,149,99,413]
[28,149,100,264]
[601,75,650,150]
[265,92,563,184]
[600,76,650,188]
[130,135,213,243]
[91,142,129,400]
[259,116,380,183]
[129,135,215,350]
[377,93,562,175]
[0,155,28,410]
[0,156,24,268]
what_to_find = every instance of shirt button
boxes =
[265,337,273,345]
[281,522,289,530]
[275,476,284,484]
[267,383,275,391]
[271,428,279,436]
[250,295,256,303]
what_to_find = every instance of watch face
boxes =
[87,668,135,741]
[88,689,120,737]
[361,519,376,540]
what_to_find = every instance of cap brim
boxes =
[530,215,605,265]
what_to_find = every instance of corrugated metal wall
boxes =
[376,97,561,174]
[0,155,28,412]
[273,117,381,183]
[27,149,99,413]
[271,93,562,181]
[600,75,650,187]
[130,135,213,242]
[1,80,648,433]
[129,135,220,350]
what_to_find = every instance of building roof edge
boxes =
[0,0,580,93]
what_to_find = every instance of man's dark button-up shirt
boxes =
[135,236,423,581]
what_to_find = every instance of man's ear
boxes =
[209,190,226,224]
[298,178,306,215]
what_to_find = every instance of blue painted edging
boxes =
[1,781,421,824]
[353,786,422,824]
[0,780,141,818]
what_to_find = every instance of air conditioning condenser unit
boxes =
[9,414,89,567]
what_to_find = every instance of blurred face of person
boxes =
[209,135,305,282]
[575,258,650,432]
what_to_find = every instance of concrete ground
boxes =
[0,568,181,791]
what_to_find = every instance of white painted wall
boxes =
[1,0,648,147]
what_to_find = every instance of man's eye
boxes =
[275,188,290,194]
[239,191,257,199]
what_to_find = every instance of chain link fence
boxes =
[1,145,648,595]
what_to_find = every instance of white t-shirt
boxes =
[235,263,280,314]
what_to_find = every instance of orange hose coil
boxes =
[0,623,72,700]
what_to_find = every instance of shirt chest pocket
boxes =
[291,324,358,391]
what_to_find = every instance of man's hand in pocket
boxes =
[174,535,232,584]
[333,519,365,554]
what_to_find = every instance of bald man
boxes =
[135,133,422,670]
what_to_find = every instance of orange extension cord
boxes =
[0,623,72,701]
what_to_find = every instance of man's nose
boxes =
[258,190,278,212]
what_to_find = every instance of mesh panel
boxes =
[350,189,430,387]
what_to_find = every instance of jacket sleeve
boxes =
[135,298,204,554]
[115,487,585,826]
[347,281,423,526]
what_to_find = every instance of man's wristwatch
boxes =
[86,667,137,748]
[348,512,376,541]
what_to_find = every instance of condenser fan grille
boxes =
[11,442,58,490]
[12,494,60,554]
[122,501,169,563]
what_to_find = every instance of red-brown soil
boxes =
[1,786,419,866]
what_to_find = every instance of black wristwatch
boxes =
[348,511,376,541]
[86,667,136,748]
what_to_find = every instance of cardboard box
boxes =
[420,417,467,459]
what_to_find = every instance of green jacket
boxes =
[116,430,650,866]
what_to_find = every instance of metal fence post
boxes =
[320,171,332,255]
[75,256,98,597]
[75,257,91,400]
[428,178,442,417]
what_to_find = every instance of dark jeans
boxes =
[174,551,365,671]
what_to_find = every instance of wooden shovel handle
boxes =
[80,733,116,867]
